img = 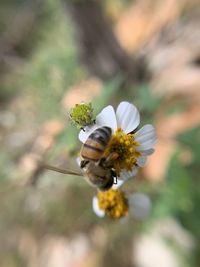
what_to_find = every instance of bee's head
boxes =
[98,174,114,191]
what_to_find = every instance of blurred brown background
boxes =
[0,0,200,266]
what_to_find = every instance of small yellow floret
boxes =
[97,189,128,219]
[103,128,141,175]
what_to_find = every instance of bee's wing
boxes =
[42,163,83,177]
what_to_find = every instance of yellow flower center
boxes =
[97,189,128,219]
[103,128,141,175]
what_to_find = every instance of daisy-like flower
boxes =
[92,188,152,220]
[79,101,156,180]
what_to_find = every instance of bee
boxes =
[80,126,118,191]
[41,126,119,191]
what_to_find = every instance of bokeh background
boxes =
[0,0,200,266]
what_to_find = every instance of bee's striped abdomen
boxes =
[81,126,112,161]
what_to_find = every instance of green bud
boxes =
[70,102,94,129]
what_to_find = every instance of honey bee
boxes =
[42,126,119,191]
[80,126,118,191]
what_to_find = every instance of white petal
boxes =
[112,179,124,189]
[135,124,157,150]
[116,102,140,133]
[78,124,98,143]
[140,148,155,156]
[96,105,117,131]
[137,156,148,167]
[119,168,138,180]
[129,193,152,220]
[92,197,105,218]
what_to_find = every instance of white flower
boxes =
[92,190,152,220]
[79,101,157,180]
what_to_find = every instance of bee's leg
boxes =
[113,177,118,184]
[80,160,89,168]
[104,152,119,168]
[111,169,118,184]
[98,153,119,168]
[98,157,106,167]
[111,169,116,177]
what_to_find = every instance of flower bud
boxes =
[70,102,94,129]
